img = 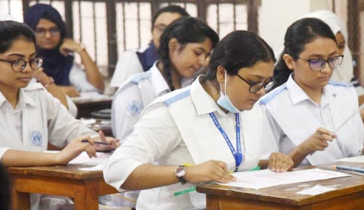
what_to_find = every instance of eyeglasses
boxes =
[153,24,167,33]
[298,55,344,71]
[35,27,60,37]
[0,58,43,72]
[235,74,275,93]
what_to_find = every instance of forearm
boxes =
[288,146,309,168]
[121,164,179,190]
[79,50,105,91]
[1,150,59,167]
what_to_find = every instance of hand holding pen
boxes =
[184,160,236,184]
[82,131,121,151]
[299,127,337,156]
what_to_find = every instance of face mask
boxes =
[217,71,241,113]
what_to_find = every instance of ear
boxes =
[168,38,179,55]
[283,54,294,71]
[216,65,226,84]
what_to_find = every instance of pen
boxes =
[332,165,364,173]
[81,139,110,145]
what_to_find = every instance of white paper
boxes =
[336,156,364,163]
[68,152,112,166]
[71,92,112,103]
[219,168,349,190]
[296,184,337,195]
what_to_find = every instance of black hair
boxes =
[151,5,190,30]
[200,30,275,84]
[273,18,337,89]
[0,21,36,53]
[158,16,219,91]
[0,163,11,210]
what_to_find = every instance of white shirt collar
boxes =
[150,61,170,97]
[0,88,37,110]
[190,76,227,116]
[286,74,335,107]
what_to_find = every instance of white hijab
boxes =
[275,10,353,83]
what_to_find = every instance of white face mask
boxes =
[216,71,241,113]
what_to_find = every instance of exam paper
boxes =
[68,152,112,166]
[219,168,349,190]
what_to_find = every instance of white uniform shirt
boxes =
[110,50,144,88]
[260,75,364,166]
[29,78,78,117]
[0,83,97,210]
[111,62,192,142]
[104,76,263,210]
[69,63,100,93]
[0,83,96,159]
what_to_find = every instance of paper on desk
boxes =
[336,156,364,163]
[78,160,108,171]
[68,152,112,166]
[219,168,349,190]
[71,92,112,103]
[296,184,337,195]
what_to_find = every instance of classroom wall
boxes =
[260,0,331,55]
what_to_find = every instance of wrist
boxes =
[77,43,85,53]
[43,76,55,88]
[175,165,187,185]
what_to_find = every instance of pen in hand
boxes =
[81,139,110,145]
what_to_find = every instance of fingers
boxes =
[213,161,236,183]
[98,131,106,142]
[269,153,293,172]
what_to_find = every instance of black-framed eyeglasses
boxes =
[298,55,344,71]
[235,74,275,93]
[0,58,43,72]
[35,27,60,37]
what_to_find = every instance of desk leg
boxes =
[74,180,99,210]
[11,189,30,210]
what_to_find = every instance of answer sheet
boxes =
[219,168,349,189]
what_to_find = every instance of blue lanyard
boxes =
[209,112,243,172]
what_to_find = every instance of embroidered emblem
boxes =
[127,101,143,116]
[30,131,43,146]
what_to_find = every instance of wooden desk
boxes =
[74,99,112,119]
[8,165,118,210]
[197,162,364,210]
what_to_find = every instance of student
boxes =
[260,18,364,168]
[0,13,77,116]
[0,21,118,210]
[110,5,189,89]
[24,4,105,97]
[112,16,219,142]
[0,163,10,210]
[104,30,293,210]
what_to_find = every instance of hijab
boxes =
[24,4,74,86]
[274,10,353,83]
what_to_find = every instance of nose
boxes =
[320,62,332,74]
[255,86,266,97]
[198,55,206,67]
[22,62,33,73]
[44,30,53,38]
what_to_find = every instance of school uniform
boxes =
[111,61,193,142]
[0,83,96,210]
[260,75,364,166]
[69,62,101,93]
[110,43,158,88]
[104,76,263,210]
